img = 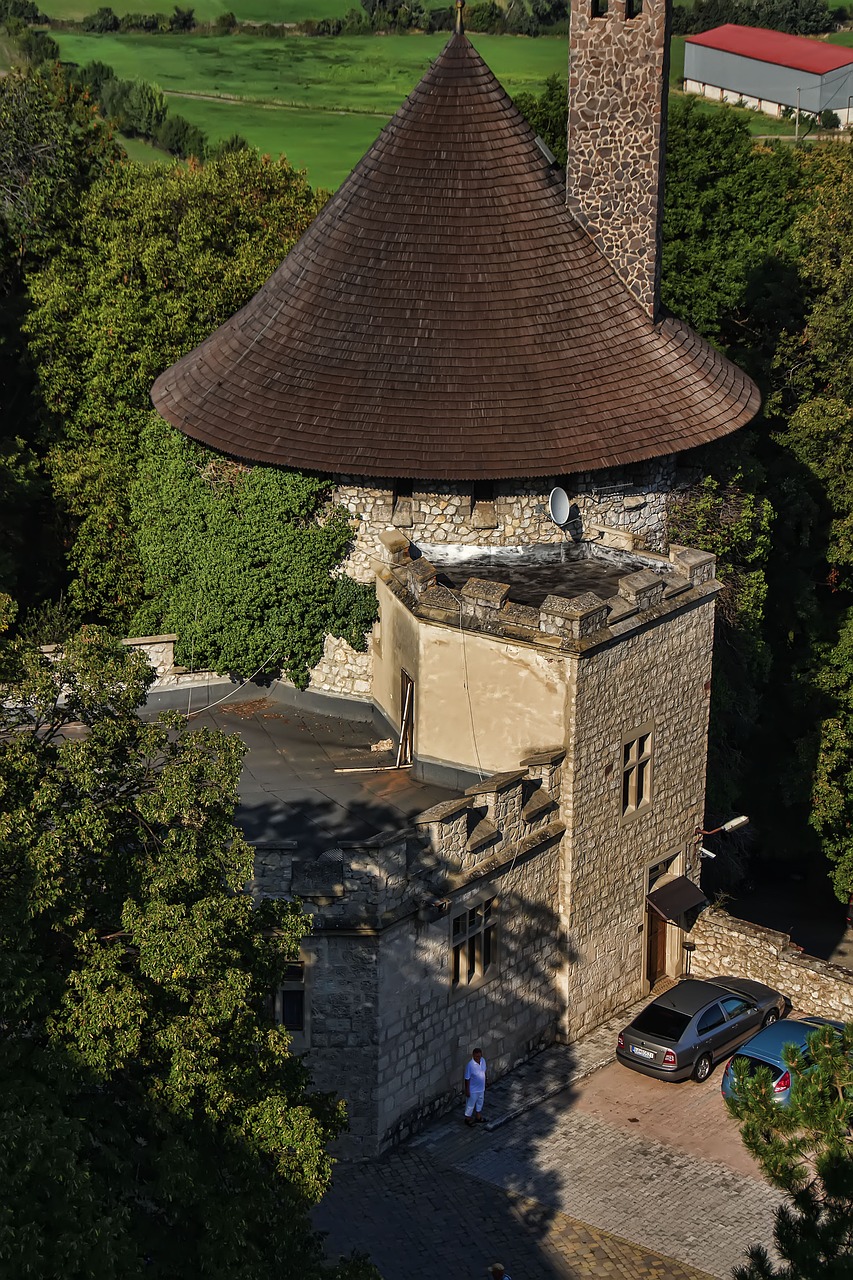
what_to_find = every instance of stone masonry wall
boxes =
[335,461,676,583]
[563,597,716,1036]
[375,838,564,1148]
[118,630,373,705]
[307,631,373,701]
[302,932,381,1158]
[688,908,853,1022]
[250,764,565,1154]
[567,0,671,316]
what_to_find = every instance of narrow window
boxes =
[471,478,497,529]
[274,961,305,1032]
[625,0,642,16]
[451,897,497,993]
[622,727,653,819]
[392,478,414,528]
[591,0,608,16]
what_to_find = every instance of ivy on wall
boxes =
[131,419,375,685]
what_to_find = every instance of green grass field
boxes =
[48,31,566,186]
[52,31,568,113]
[41,0,351,23]
[164,95,390,185]
[117,131,173,161]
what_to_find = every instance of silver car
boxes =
[616,977,787,1083]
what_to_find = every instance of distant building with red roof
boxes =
[684,24,853,125]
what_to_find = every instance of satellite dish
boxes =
[548,487,571,527]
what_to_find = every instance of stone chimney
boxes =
[566,0,671,318]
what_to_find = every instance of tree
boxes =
[208,131,251,156]
[726,1021,853,1278]
[0,68,118,614]
[81,3,120,30]
[213,7,236,31]
[24,152,376,673]
[0,603,378,1279]
[24,153,324,624]
[168,2,194,28]
[514,73,567,166]
[156,111,207,158]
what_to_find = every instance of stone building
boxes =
[150,0,759,1152]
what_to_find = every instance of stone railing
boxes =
[380,533,717,650]
[688,908,853,1022]
[96,630,370,702]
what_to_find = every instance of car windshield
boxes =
[632,1005,691,1041]
[730,1055,786,1083]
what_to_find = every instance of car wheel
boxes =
[693,1053,712,1083]
[762,1009,780,1028]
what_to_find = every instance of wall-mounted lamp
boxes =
[695,815,749,838]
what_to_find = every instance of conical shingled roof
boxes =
[151,34,759,480]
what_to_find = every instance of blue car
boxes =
[721,1016,845,1106]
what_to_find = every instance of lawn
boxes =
[117,132,173,162]
[52,31,569,115]
[41,0,352,23]
[164,95,389,186]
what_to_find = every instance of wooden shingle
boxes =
[151,34,759,479]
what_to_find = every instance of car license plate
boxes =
[630,1046,655,1060]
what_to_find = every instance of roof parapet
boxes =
[383,541,720,652]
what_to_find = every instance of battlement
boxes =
[378,532,718,653]
[249,754,565,930]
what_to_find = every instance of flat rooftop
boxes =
[186,698,458,854]
[420,543,661,609]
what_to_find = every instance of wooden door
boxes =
[646,909,667,987]
[397,669,414,767]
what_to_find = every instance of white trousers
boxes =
[464,1089,485,1117]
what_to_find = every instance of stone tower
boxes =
[567,0,672,317]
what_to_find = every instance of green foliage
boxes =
[810,650,853,900]
[17,26,59,61]
[25,151,324,626]
[24,152,376,676]
[208,130,250,155]
[513,72,567,167]
[668,462,774,817]
[100,75,167,137]
[672,0,836,36]
[765,147,853,900]
[0,614,379,1278]
[168,1,194,27]
[213,5,235,29]
[130,419,376,684]
[156,109,207,157]
[726,1022,853,1277]
[0,67,118,612]
[662,97,804,353]
[81,2,119,29]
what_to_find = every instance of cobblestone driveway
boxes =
[316,1009,783,1280]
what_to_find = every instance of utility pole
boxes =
[795,85,800,141]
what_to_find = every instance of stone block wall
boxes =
[374,835,564,1148]
[302,932,381,1158]
[335,460,676,584]
[116,629,373,706]
[567,0,671,316]
[306,632,373,701]
[688,908,853,1021]
[563,595,716,1035]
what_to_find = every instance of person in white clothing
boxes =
[464,1046,487,1124]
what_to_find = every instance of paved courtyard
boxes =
[316,1012,783,1280]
